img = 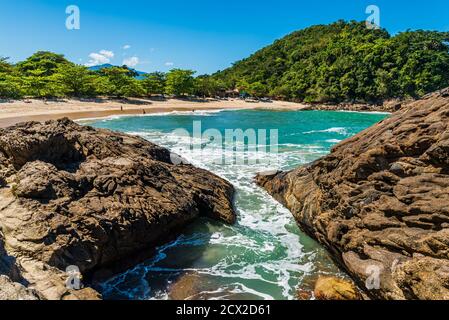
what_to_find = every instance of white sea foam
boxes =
[325,139,343,144]
[76,108,234,125]
[303,127,349,135]
[337,110,391,115]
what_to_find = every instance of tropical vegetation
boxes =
[1,21,449,103]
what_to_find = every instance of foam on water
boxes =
[303,127,349,135]
[89,109,388,300]
[78,108,237,124]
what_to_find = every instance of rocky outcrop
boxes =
[305,99,404,113]
[0,118,236,300]
[257,88,449,300]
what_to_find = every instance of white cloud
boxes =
[123,45,131,50]
[123,56,140,67]
[99,50,114,58]
[165,62,174,67]
[85,50,115,67]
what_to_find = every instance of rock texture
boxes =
[0,118,235,300]
[305,99,404,113]
[0,275,41,300]
[257,88,449,300]
[313,276,361,300]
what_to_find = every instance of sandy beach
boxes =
[0,98,308,128]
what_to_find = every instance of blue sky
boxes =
[1,0,448,74]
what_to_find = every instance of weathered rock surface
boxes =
[168,272,262,300]
[313,276,361,300]
[0,118,236,299]
[0,275,41,300]
[305,99,404,113]
[257,88,449,300]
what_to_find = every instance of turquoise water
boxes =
[84,109,388,300]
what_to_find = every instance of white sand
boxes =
[0,98,307,128]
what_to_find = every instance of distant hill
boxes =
[213,20,449,103]
[88,64,147,80]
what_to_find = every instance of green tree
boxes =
[0,75,23,99]
[142,72,166,96]
[98,67,145,97]
[248,82,268,98]
[165,69,196,96]
[0,57,13,74]
[22,69,67,98]
[0,58,23,99]
[212,21,449,103]
[194,76,224,97]
[54,64,98,97]
[16,51,70,76]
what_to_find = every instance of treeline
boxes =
[212,20,449,103]
[0,51,227,99]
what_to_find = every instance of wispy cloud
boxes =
[123,45,131,50]
[123,56,140,67]
[165,62,174,67]
[85,50,114,66]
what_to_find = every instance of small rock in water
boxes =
[169,273,204,300]
[168,272,234,300]
[296,289,313,300]
[314,276,361,300]
[168,272,256,300]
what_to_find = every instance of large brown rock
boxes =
[257,88,449,300]
[0,118,236,299]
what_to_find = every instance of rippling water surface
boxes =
[84,109,388,300]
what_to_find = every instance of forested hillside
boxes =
[1,21,449,103]
[212,20,449,103]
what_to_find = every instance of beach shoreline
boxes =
[0,97,396,128]
[0,98,308,128]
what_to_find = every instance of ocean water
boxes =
[83,109,388,300]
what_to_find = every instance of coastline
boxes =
[0,98,307,128]
[0,97,394,128]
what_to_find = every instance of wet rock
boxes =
[256,88,449,300]
[314,276,361,300]
[296,289,313,300]
[168,272,258,300]
[169,273,204,300]
[0,119,236,299]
